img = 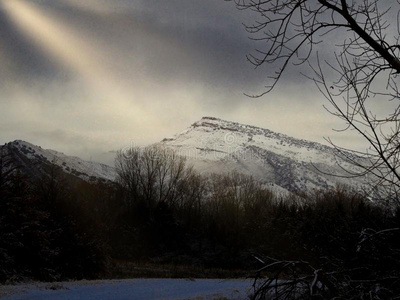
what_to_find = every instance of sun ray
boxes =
[1,0,144,116]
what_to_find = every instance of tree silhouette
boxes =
[232,0,400,205]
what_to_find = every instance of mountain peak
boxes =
[9,140,35,147]
[160,118,367,194]
[201,116,221,121]
[192,116,224,127]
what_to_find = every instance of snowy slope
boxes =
[1,118,370,193]
[159,117,369,194]
[1,140,116,183]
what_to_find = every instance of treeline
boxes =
[1,146,400,297]
[0,165,111,282]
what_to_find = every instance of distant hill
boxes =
[0,140,116,184]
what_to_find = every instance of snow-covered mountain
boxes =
[159,117,368,194]
[1,117,369,194]
[1,140,116,183]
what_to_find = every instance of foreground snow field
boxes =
[0,279,252,300]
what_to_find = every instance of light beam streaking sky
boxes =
[0,0,367,165]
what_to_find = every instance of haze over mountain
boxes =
[0,0,365,158]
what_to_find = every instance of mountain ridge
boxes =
[1,117,369,195]
[160,117,368,194]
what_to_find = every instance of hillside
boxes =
[160,117,368,194]
[0,140,116,183]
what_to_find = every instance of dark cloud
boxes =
[0,0,361,163]
[1,0,272,90]
[0,9,62,80]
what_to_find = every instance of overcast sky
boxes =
[0,0,372,164]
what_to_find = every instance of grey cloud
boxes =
[0,0,359,163]
[0,9,61,80]
[1,0,271,91]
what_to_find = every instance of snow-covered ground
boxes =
[0,279,252,300]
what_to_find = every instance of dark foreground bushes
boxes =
[250,189,400,299]
[0,170,110,282]
[1,146,400,299]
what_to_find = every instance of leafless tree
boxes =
[228,1,400,298]
[115,146,199,211]
[231,0,400,205]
